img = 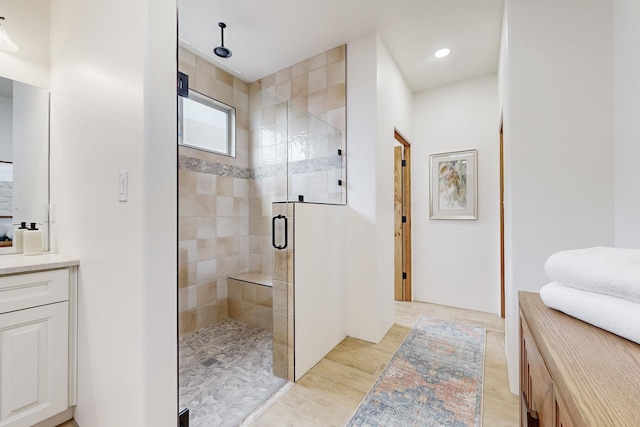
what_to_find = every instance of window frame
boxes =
[178,89,236,157]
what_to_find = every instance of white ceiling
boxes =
[178,0,504,93]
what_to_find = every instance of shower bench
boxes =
[227,272,273,333]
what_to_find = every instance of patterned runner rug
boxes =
[347,317,486,427]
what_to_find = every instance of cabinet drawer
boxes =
[0,269,69,314]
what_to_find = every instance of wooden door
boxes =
[403,146,412,301]
[393,130,412,301]
[394,147,403,300]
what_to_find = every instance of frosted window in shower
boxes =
[179,89,236,157]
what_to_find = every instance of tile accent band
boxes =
[179,155,343,179]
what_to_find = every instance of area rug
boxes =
[347,317,485,427]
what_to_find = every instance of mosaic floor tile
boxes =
[179,319,288,427]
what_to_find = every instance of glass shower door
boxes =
[288,103,345,205]
[248,83,292,380]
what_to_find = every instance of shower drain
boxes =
[200,357,219,368]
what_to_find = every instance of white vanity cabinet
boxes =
[0,255,78,427]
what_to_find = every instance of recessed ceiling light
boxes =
[434,48,450,58]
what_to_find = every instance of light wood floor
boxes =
[249,300,519,426]
[59,301,519,427]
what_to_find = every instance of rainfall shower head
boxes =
[214,22,232,58]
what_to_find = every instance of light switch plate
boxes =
[118,171,128,202]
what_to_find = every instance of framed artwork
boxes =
[429,149,477,219]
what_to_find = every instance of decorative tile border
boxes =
[179,155,251,179]
[252,163,287,179]
[288,156,342,175]
[180,154,343,180]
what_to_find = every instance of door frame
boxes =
[394,129,412,302]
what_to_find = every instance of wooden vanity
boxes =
[0,254,79,427]
[519,291,640,426]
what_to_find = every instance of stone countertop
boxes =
[0,253,79,275]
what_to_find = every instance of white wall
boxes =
[498,1,509,120]
[502,0,615,393]
[294,203,347,380]
[614,0,640,248]
[0,0,50,88]
[142,1,178,423]
[49,0,177,425]
[346,33,413,343]
[376,34,414,321]
[346,34,381,342]
[412,75,500,314]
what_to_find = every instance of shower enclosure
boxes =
[249,84,346,380]
[177,46,346,426]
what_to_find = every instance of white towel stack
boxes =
[540,247,640,345]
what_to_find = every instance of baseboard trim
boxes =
[32,407,75,427]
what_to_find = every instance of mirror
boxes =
[0,76,49,254]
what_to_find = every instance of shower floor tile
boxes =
[179,319,288,427]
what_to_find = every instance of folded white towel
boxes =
[540,282,640,345]
[545,246,640,303]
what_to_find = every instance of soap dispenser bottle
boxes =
[13,222,27,253]
[23,222,43,256]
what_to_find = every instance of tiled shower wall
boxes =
[179,45,346,337]
[248,85,288,278]
[178,47,251,336]
[271,202,294,380]
[256,46,347,206]
[259,45,346,132]
[248,46,347,278]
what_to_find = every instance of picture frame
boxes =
[429,149,477,219]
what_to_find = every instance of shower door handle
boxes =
[272,214,288,250]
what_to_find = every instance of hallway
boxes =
[247,301,519,426]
